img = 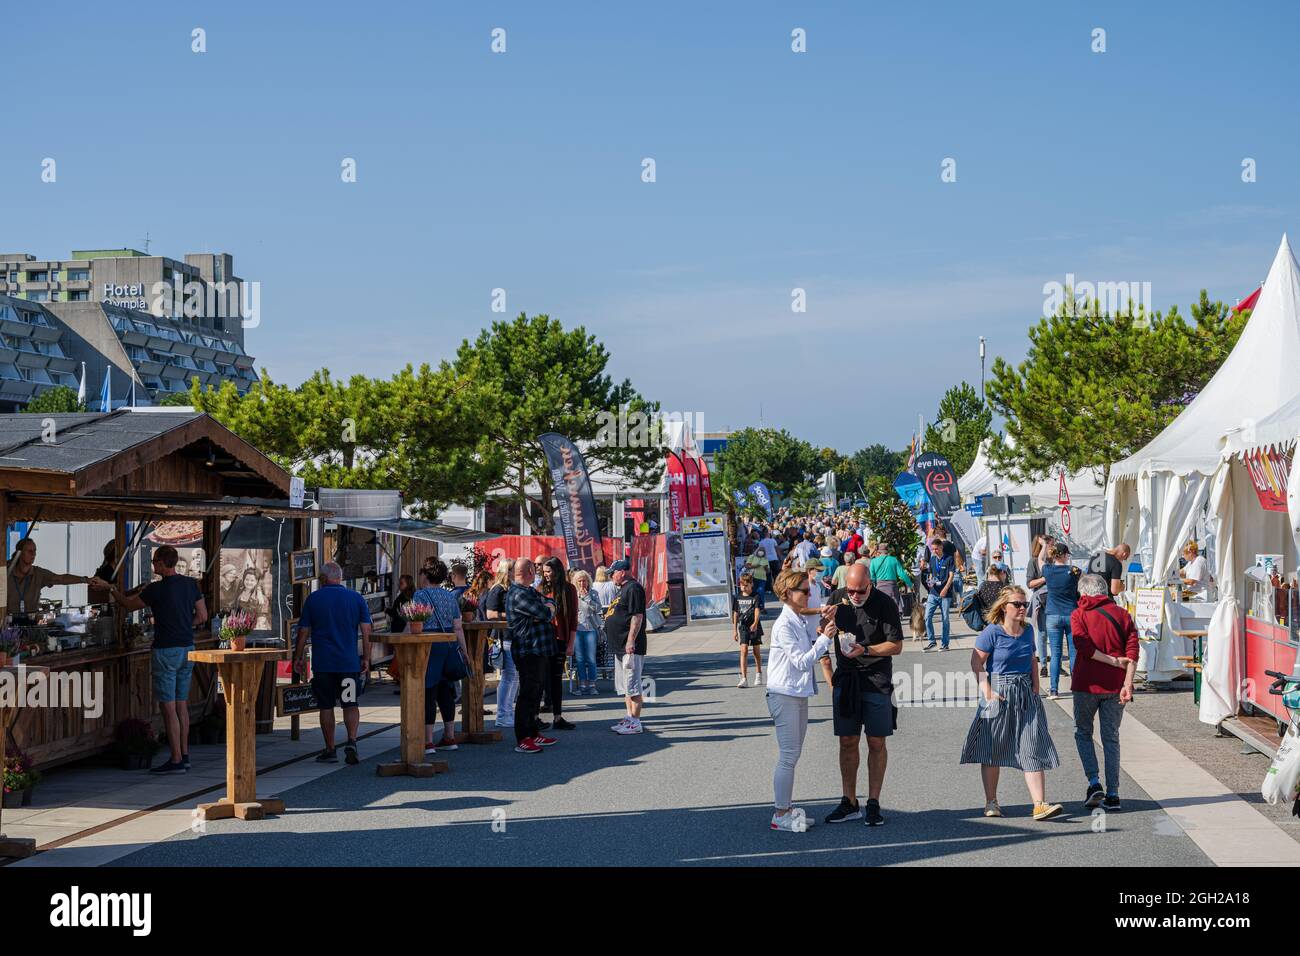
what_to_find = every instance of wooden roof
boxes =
[0,410,290,499]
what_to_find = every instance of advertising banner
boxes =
[682,454,704,517]
[539,432,604,577]
[1245,448,1292,513]
[666,451,687,531]
[682,513,732,621]
[893,471,936,532]
[698,456,714,512]
[912,451,960,516]
[746,481,774,518]
[629,533,669,604]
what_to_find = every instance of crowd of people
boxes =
[277,504,1153,834]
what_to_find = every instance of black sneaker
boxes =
[552,717,576,730]
[149,759,187,775]
[824,797,863,824]
[344,740,359,765]
[1102,794,1122,812]
[181,754,191,769]
[316,748,338,763]
[922,641,938,653]
[864,799,885,826]
[1084,783,1104,809]
[537,720,552,731]
[1039,665,1049,678]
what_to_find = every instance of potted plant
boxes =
[3,749,41,807]
[402,602,433,634]
[198,712,226,745]
[111,718,160,771]
[220,610,256,651]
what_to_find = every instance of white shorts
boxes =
[614,652,645,698]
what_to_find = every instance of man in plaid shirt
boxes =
[506,558,559,754]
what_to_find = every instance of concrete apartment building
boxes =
[0,247,257,411]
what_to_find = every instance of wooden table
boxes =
[1172,628,1208,704]
[377,631,455,777]
[188,648,288,821]
[0,664,48,859]
[461,621,506,744]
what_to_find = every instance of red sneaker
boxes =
[532,735,558,747]
[514,739,542,754]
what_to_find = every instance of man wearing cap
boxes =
[605,559,647,735]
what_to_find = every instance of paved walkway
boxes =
[13,615,1299,867]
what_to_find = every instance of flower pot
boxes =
[408,621,424,634]
[2,789,23,809]
[123,754,152,771]
[22,786,34,806]
[229,635,247,651]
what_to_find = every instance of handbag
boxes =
[960,590,984,631]
[427,595,471,682]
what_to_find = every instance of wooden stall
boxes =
[0,410,319,769]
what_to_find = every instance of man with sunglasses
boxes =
[822,563,904,826]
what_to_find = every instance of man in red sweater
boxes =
[1070,573,1139,812]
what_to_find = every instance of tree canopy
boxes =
[985,291,1246,484]
[23,386,84,414]
[714,427,820,500]
[922,382,991,477]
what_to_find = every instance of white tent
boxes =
[1107,234,1300,685]
[958,439,1108,557]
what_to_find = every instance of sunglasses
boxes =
[1007,601,1029,609]
[790,587,810,595]
[845,587,869,595]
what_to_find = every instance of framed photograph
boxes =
[290,549,318,584]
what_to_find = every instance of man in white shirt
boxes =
[972,537,989,584]
[792,534,816,567]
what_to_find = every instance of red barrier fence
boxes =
[475,535,625,572]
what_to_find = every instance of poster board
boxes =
[682,513,731,622]
[1134,587,1166,643]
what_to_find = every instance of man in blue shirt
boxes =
[295,561,372,764]
[922,538,956,652]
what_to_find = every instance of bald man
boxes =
[506,558,559,753]
[820,562,904,826]
[1088,544,1132,597]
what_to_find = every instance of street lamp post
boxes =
[979,336,986,400]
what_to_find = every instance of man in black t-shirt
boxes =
[820,563,903,827]
[103,545,206,775]
[1088,544,1131,596]
[605,559,647,734]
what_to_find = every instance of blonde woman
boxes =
[960,586,1064,821]
[1179,541,1212,598]
[766,568,833,832]
[485,560,519,729]
[572,569,603,695]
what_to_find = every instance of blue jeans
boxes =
[152,646,195,703]
[1045,613,1077,693]
[925,592,952,647]
[574,629,598,681]
[1073,691,1124,795]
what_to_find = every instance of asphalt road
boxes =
[114,618,1212,867]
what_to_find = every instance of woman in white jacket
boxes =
[766,567,835,832]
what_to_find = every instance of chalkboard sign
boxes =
[290,549,318,584]
[276,682,321,717]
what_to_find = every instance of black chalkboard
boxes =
[276,682,321,716]
[290,549,317,584]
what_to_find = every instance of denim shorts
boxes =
[152,646,195,704]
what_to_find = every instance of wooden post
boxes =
[0,492,8,617]
[114,510,127,648]
[376,632,452,777]
[190,648,287,822]
[461,622,504,744]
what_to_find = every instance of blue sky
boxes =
[4,1,1297,452]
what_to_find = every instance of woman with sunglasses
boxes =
[959,585,1064,821]
[765,568,834,832]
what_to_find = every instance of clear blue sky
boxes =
[4,1,1297,452]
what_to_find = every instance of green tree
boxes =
[922,382,991,476]
[450,313,662,534]
[847,443,905,487]
[787,481,821,514]
[23,386,84,414]
[713,427,820,502]
[186,365,505,515]
[986,291,1246,484]
[863,476,919,561]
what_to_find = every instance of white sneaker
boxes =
[770,808,811,832]
[737,676,748,688]
[613,719,643,735]
[754,672,764,686]
[610,717,632,731]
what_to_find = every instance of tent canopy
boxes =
[1221,389,1300,459]
[1110,235,1300,481]
[332,516,495,545]
[959,438,1105,510]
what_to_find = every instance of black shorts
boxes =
[738,625,763,647]
[831,687,895,738]
[312,671,362,710]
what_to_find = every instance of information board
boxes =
[1134,587,1166,643]
[682,513,731,621]
[290,549,318,584]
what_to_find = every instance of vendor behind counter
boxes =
[6,537,96,621]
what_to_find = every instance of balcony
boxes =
[15,352,51,370]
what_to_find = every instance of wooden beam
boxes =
[0,493,7,615]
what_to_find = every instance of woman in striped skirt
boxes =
[959,586,1065,821]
